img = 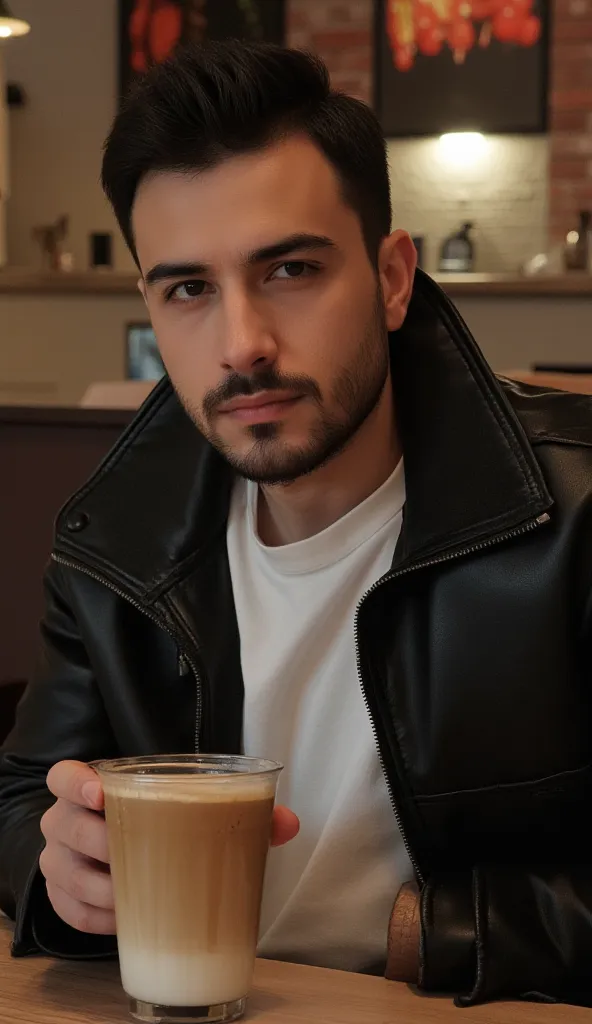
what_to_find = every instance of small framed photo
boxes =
[375,0,549,137]
[126,323,165,381]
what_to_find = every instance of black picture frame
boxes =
[126,323,165,381]
[119,0,286,101]
[374,0,549,138]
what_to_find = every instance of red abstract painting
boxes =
[119,0,285,99]
[376,0,548,135]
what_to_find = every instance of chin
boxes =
[231,443,342,486]
[210,415,350,484]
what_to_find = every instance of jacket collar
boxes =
[391,272,551,565]
[54,270,552,600]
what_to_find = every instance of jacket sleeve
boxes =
[0,561,118,959]
[418,564,592,1007]
[419,866,592,1006]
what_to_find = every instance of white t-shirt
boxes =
[226,461,413,971]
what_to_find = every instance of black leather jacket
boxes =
[3,270,592,1006]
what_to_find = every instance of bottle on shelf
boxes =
[438,222,475,273]
[563,211,591,273]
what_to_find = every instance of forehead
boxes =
[132,135,361,266]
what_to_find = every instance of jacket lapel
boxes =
[391,272,551,567]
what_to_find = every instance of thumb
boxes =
[271,805,300,847]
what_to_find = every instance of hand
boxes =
[40,760,114,935]
[40,760,300,936]
[385,880,421,984]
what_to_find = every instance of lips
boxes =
[219,391,298,414]
[218,392,302,425]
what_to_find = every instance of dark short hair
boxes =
[101,40,392,268]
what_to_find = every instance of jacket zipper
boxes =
[51,553,204,753]
[354,511,551,887]
[53,510,550,853]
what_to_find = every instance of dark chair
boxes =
[0,405,133,742]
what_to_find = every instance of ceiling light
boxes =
[0,1,31,39]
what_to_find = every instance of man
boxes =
[2,40,592,1006]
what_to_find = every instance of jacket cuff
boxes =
[456,867,581,1005]
[10,837,46,956]
[13,863,116,961]
[418,870,476,993]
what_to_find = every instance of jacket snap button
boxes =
[66,511,90,533]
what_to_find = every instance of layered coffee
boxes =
[103,771,276,1010]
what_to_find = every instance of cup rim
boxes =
[90,753,283,781]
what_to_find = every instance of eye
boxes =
[167,280,208,302]
[272,261,317,280]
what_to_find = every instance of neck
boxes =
[257,376,401,546]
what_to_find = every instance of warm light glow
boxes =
[438,132,488,169]
[0,16,31,38]
[566,231,580,245]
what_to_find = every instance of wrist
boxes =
[385,880,421,984]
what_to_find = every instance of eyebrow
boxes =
[144,233,337,287]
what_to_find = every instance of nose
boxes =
[219,290,278,375]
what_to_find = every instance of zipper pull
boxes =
[178,653,190,677]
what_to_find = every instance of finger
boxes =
[45,881,116,935]
[271,805,300,847]
[40,844,114,911]
[41,802,110,863]
[46,761,104,811]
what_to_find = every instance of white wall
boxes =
[5,0,134,271]
[4,1,549,275]
[0,44,8,266]
[0,292,145,405]
[387,135,549,274]
[455,296,592,371]
[1,288,590,407]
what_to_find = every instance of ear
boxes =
[378,231,417,332]
[137,278,148,306]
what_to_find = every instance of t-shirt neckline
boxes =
[244,459,406,575]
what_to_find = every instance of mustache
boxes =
[202,368,322,418]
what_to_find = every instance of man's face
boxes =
[133,136,407,484]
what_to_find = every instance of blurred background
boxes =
[0,0,589,406]
[2,0,592,736]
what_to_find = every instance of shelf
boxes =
[430,273,592,297]
[0,269,140,295]
[2,268,592,298]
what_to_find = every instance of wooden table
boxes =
[0,919,589,1023]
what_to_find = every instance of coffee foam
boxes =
[101,773,276,804]
[120,948,254,1006]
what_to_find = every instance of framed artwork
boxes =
[119,0,286,99]
[127,324,165,381]
[375,1,549,137]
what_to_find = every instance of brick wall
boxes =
[549,0,592,240]
[286,0,373,103]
